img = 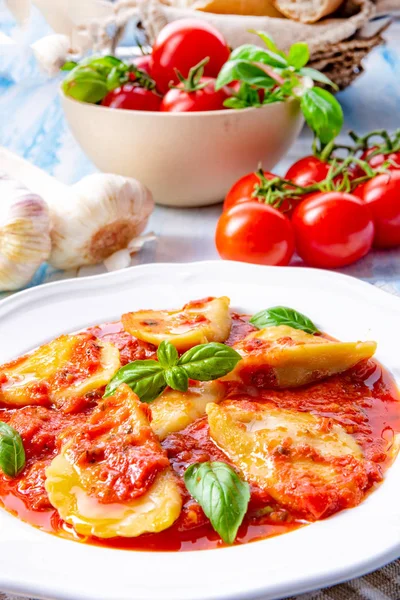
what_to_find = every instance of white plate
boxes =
[0,261,400,600]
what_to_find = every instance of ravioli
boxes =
[223,325,376,388]
[121,296,232,351]
[151,380,225,440]
[0,334,120,408]
[45,384,182,538]
[207,401,371,520]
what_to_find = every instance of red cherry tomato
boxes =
[132,55,152,75]
[223,171,276,211]
[285,156,331,187]
[351,147,400,179]
[101,85,162,111]
[292,192,374,268]
[354,170,400,248]
[151,20,230,94]
[215,202,295,266]
[160,77,231,112]
[361,147,400,170]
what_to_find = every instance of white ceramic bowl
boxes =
[61,91,304,207]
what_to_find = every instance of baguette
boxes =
[273,0,344,23]
[190,0,284,17]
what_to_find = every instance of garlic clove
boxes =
[31,34,71,76]
[49,173,154,270]
[0,176,51,291]
[103,232,156,272]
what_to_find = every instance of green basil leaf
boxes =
[298,67,337,89]
[0,422,25,478]
[184,461,250,544]
[165,366,189,392]
[62,66,109,103]
[81,55,124,73]
[178,343,242,380]
[104,360,166,403]
[300,87,344,144]
[249,30,286,58]
[157,340,179,369]
[250,306,319,334]
[60,61,78,71]
[106,66,127,91]
[230,44,288,68]
[216,60,275,90]
[288,42,309,69]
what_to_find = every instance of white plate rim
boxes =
[0,260,399,600]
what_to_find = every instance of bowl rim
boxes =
[59,86,299,118]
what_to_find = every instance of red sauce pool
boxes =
[0,314,399,551]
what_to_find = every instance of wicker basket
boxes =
[135,0,389,90]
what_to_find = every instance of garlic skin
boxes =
[49,173,154,270]
[0,177,51,291]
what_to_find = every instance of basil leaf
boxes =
[178,343,241,380]
[0,422,25,478]
[165,366,189,392]
[250,306,319,334]
[81,55,124,74]
[288,42,309,69]
[61,61,78,71]
[249,30,286,58]
[104,360,166,403]
[298,67,337,89]
[216,60,275,90]
[62,66,108,103]
[184,462,250,544]
[106,66,127,91]
[230,44,288,68]
[300,87,344,144]
[157,340,179,369]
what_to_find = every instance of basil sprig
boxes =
[61,55,156,104]
[0,422,25,478]
[104,340,241,402]
[250,306,319,334]
[184,461,250,544]
[216,31,343,144]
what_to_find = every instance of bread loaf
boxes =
[192,0,284,17]
[273,0,344,23]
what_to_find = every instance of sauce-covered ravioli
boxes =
[45,384,182,538]
[0,334,120,407]
[151,380,225,440]
[121,297,232,351]
[207,401,372,521]
[224,325,376,388]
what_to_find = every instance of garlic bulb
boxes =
[48,173,154,269]
[0,176,51,291]
[0,149,155,271]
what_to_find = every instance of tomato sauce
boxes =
[0,314,399,552]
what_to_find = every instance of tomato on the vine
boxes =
[151,19,230,94]
[215,202,295,266]
[285,156,331,187]
[292,192,374,268]
[223,171,276,211]
[161,77,230,112]
[101,84,162,111]
[354,170,400,248]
